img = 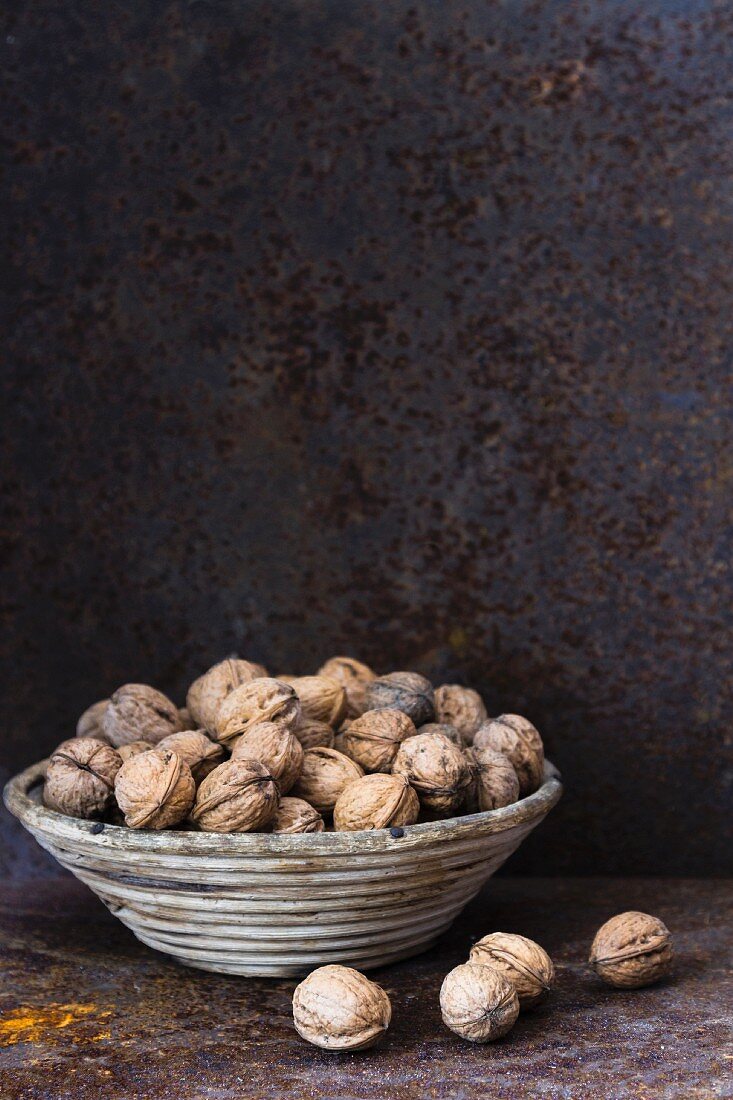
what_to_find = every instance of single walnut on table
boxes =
[230,721,303,794]
[469,932,555,1008]
[473,714,544,797]
[440,961,519,1042]
[589,911,673,988]
[341,708,415,772]
[102,684,184,747]
[364,671,435,726]
[316,656,376,719]
[157,729,225,784]
[186,658,268,734]
[192,757,279,833]
[114,749,195,829]
[434,685,488,745]
[464,746,520,813]
[214,678,301,748]
[44,738,122,819]
[391,731,471,816]
[291,747,364,815]
[281,675,347,727]
[293,965,391,1051]
[271,796,324,834]
[333,772,419,831]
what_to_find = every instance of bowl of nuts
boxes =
[4,658,562,977]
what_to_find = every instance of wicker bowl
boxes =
[5,759,562,977]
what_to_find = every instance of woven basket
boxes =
[4,759,562,977]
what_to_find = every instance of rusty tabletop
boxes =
[0,875,730,1099]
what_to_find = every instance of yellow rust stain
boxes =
[0,1003,111,1046]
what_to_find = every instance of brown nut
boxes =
[177,707,196,730]
[473,715,544,796]
[44,738,122,819]
[230,721,303,794]
[464,746,520,813]
[294,718,335,751]
[333,773,419,832]
[440,962,519,1042]
[157,729,226,784]
[281,675,347,727]
[589,912,673,989]
[102,684,184,747]
[416,722,463,746]
[391,731,471,816]
[75,699,110,741]
[114,749,195,829]
[364,671,435,726]
[192,757,279,833]
[186,658,267,734]
[291,747,364,815]
[293,965,391,1051]
[434,685,488,745]
[117,740,153,764]
[341,709,416,772]
[469,933,555,1008]
[316,657,377,719]
[271,796,324,834]
[214,678,301,748]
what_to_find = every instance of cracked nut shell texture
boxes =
[186,658,268,734]
[589,911,673,988]
[469,932,555,1008]
[213,678,301,748]
[333,773,420,831]
[114,749,196,829]
[292,965,392,1052]
[363,671,435,726]
[102,684,184,747]
[440,962,520,1043]
[192,757,279,833]
[341,708,416,772]
[44,737,122,819]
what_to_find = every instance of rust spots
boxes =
[0,1003,111,1047]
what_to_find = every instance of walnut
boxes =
[440,962,519,1042]
[271,796,324,834]
[186,658,267,733]
[117,740,153,764]
[294,718,335,751]
[473,714,544,796]
[469,933,555,1008]
[214,678,301,748]
[114,749,195,829]
[333,773,419,832]
[589,912,673,988]
[434,684,488,745]
[44,738,122,819]
[364,671,435,726]
[192,757,279,833]
[292,965,391,1051]
[391,731,471,816]
[341,709,416,772]
[102,684,183,747]
[157,729,226,784]
[316,656,376,718]
[281,675,347,727]
[177,707,196,730]
[463,747,520,813]
[416,722,463,746]
[75,699,110,741]
[291,747,364,815]
[230,721,303,794]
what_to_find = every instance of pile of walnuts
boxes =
[43,656,548,835]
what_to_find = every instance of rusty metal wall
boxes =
[2,0,732,876]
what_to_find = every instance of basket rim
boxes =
[4,758,562,856]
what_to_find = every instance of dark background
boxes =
[2,0,732,878]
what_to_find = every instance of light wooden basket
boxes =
[5,759,562,977]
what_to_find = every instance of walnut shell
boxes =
[157,729,226,784]
[416,722,463,746]
[333,773,419,831]
[44,738,122,819]
[391,731,471,816]
[294,718,335,751]
[192,757,279,833]
[291,747,364,815]
[271,796,324,834]
[293,965,391,1051]
[76,699,110,741]
[440,962,519,1043]
[464,746,520,813]
[117,740,153,764]
[589,912,673,989]
[214,678,301,748]
[341,709,416,772]
[114,749,195,829]
[473,714,544,796]
[230,721,303,794]
[102,684,184,747]
[364,671,435,726]
[186,658,267,734]
[316,657,376,719]
[281,675,347,727]
[434,684,488,745]
[177,707,196,730]
[469,933,555,1008]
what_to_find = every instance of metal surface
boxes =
[0,875,730,1099]
[2,0,733,877]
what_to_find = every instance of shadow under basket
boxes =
[4,759,562,977]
